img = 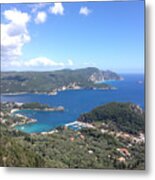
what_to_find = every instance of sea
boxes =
[1,74,144,133]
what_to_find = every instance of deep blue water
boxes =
[1,74,144,133]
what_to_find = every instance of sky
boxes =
[1,0,144,73]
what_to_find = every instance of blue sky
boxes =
[1,1,144,73]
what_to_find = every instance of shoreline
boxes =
[11,114,37,128]
[10,106,64,132]
[1,81,121,97]
[10,106,64,114]
[1,87,115,96]
[1,101,65,134]
[2,92,29,96]
[65,121,96,129]
[15,120,96,135]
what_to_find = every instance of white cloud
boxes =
[31,3,47,13]
[67,59,73,66]
[35,11,47,24]
[49,3,64,15]
[4,8,30,25]
[79,7,91,16]
[24,57,64,67]
[1,8,31,63]
[6,57,64,68]
[3,57,75,70]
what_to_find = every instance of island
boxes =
[1,67,122,95]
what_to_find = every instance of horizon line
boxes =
[1,68,145,74]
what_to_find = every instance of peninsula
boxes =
[1,67,122,94]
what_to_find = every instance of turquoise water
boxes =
[2,74,144,133]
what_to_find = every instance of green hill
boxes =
[1,67,121,93]
[78,102,144,135]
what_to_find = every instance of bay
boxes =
[1,74,144,133]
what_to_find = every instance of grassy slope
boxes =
[0,124,145,169]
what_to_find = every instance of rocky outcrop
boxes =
[88,69,121,83]
[130,104,143,115]
[88,71,105,82]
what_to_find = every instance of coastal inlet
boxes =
[1,74,144,133]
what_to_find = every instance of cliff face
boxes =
[88,71,105,82]
[88,69,121,83]
[102,70,121,81]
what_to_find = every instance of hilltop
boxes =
[78,102,144,135]
[1,67,121,94]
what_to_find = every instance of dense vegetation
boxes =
[78,102,145,135]
[0,124,144,169]
[0,125,45,167]
[0,102,145,169]
[1,67,121,93]
[21,102,50,109]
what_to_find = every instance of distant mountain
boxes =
[78,102,144,135]
[1,67,121,94]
